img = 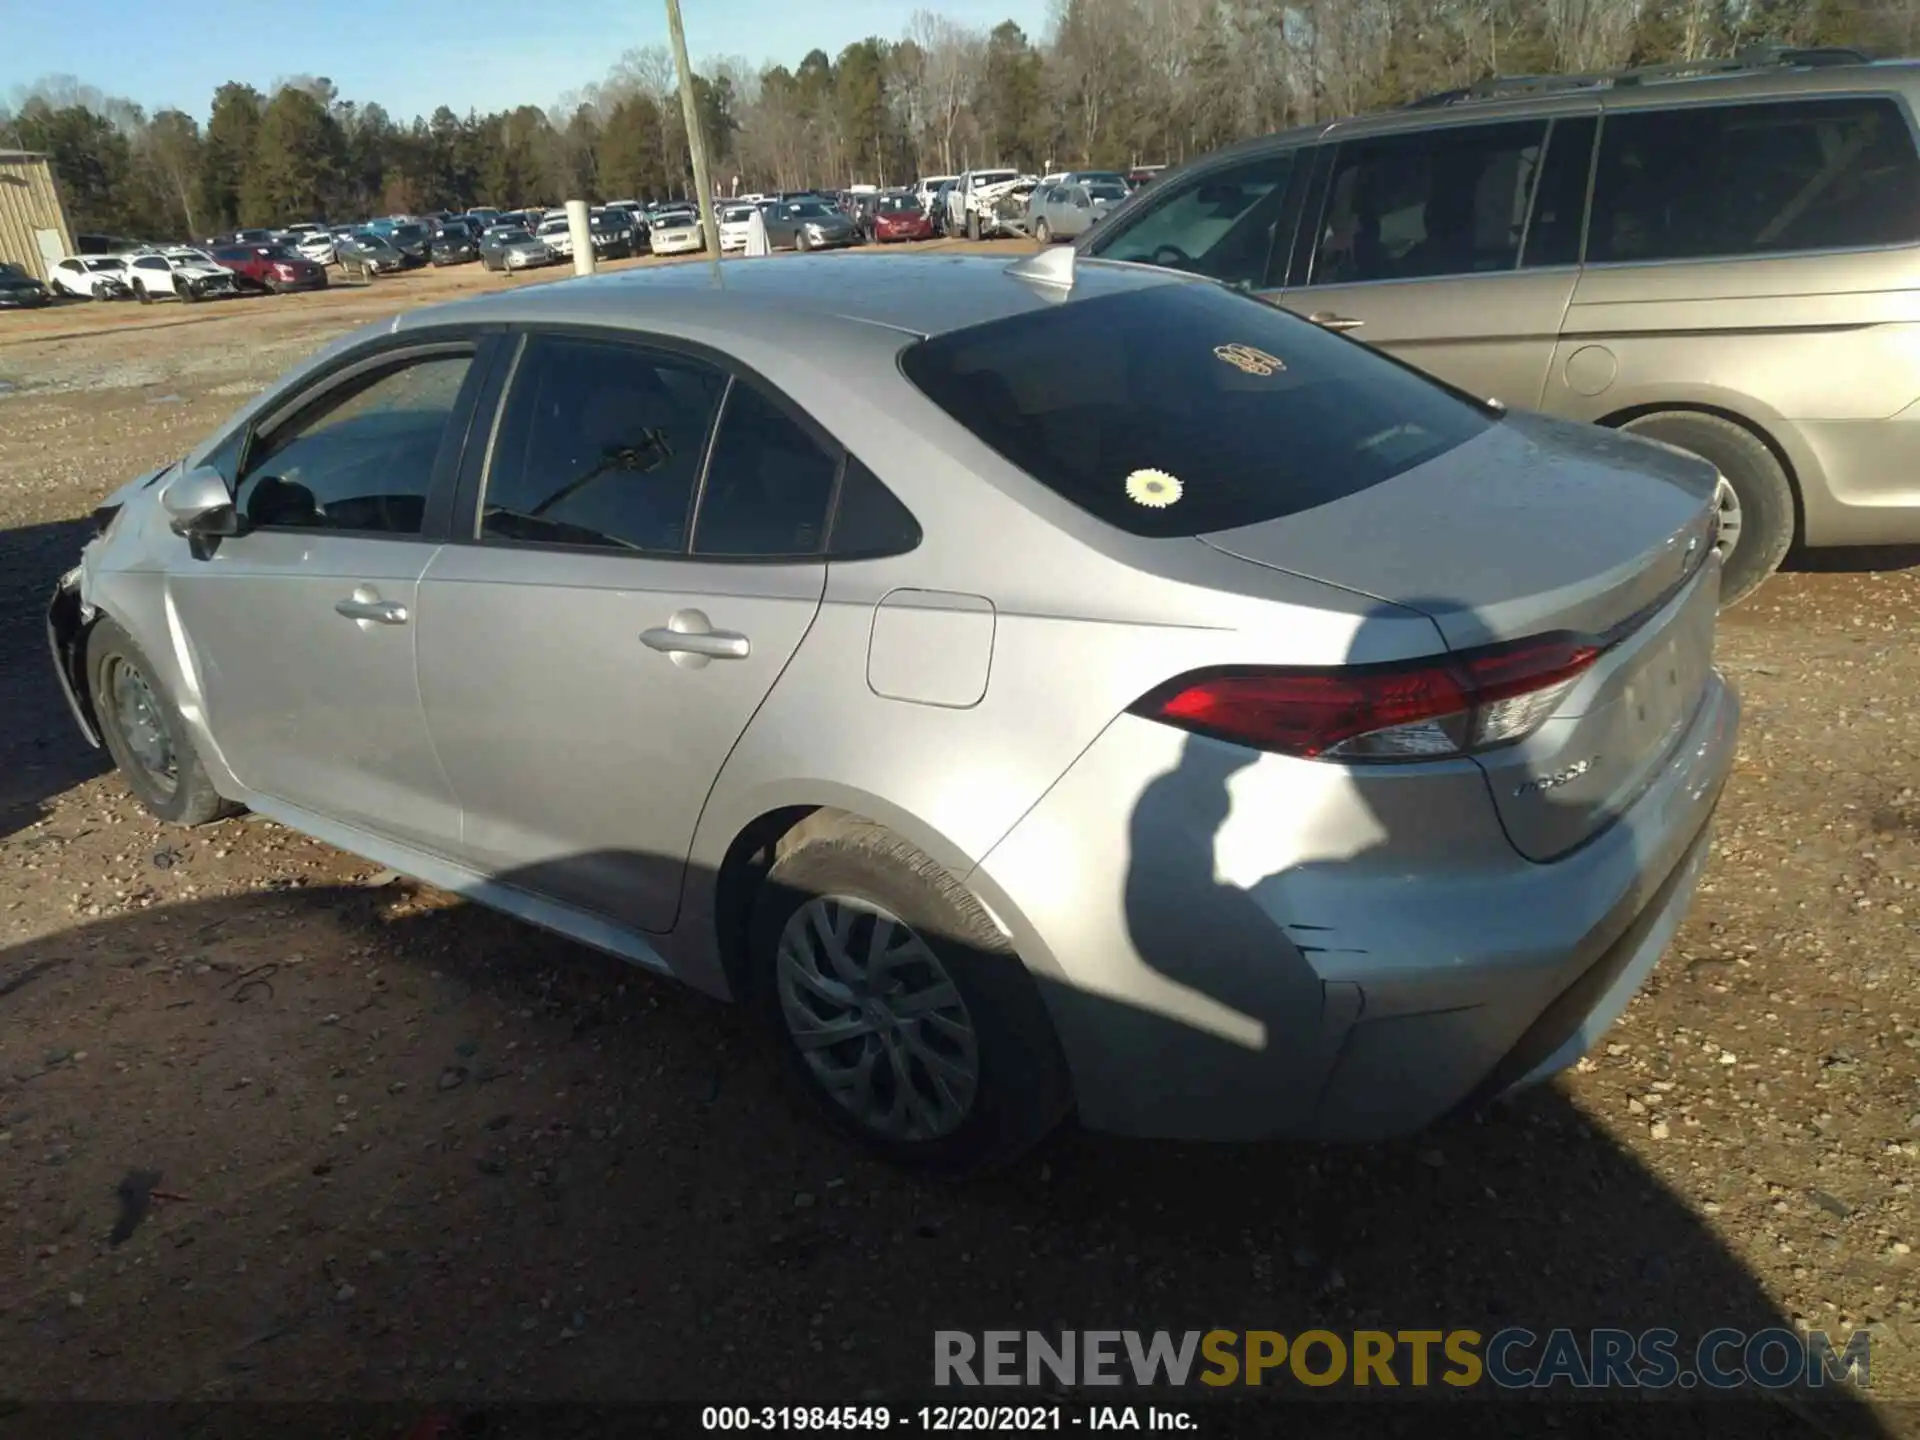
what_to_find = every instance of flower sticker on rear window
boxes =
[1214,343,1285,377]
[1126,468,1183,508]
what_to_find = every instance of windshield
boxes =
[722,208,753,223]
[392,224,427,242]
[877,196,918,213]
[973,171,1017,186]
[1087,184,1127,202]
[787,201,832,218]
[899,282,1492,539]
[492,228,532,243]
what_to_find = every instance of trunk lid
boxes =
[1201,411,1721,860]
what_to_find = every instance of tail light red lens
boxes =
[1132,633,1605,762]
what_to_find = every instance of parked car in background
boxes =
[648,212,705,256]
[0,261,52,308]
[122,251,240,303]
[295,230,337,266]
[465,207,502,230]
[718,203,758,252]
[478,225,557,272]
[335,231,407,277]
[535,216,575,260]
[50,251,1737,1174]
[49,255,133,298]
[1077,47,1915,605]
[928,180,957,234]
[867,191,934,243]
[1028,179,1128,242]
[588,211,636,260]
[1125,165,1166,189]
[385,221,432,267]
[211,244,329,294]
[431,220,481,266]
[945,168,1023,239]
[764,197,857,252]
[914,175,956,214]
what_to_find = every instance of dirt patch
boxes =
[0,246,1913,1424]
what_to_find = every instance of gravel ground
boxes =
[0,258,1914,1430]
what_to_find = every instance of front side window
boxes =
[235,352,474,535]
[1310,119,1547,286]
[1090,152,1298,290]
[900,281,1492,539]
[1589,97,1920,264]
[693,385,838,558]
[481,335,726,553]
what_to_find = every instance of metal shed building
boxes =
[0,150,76,285]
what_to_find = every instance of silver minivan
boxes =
[1079,46,1920,604]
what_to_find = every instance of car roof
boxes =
[393,251,1192,342]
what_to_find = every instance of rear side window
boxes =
[1310,118,1547,285]
[1590,97,1920,263]
[693,384,838,558]
[900,281,1492,539]
[482,335,727,553]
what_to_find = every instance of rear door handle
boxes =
[1308,311,1365,332]
[641,626,750,660]
[335,588,409,625]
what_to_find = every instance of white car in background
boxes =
[718,203,757,252]
[294,231,336,265]
[48,254,132,298]
[648,211,704,256]
[120,250,240,303]
[535,216,574,259]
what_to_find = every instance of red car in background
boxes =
[210,244,329,294]
[867,193,934,243]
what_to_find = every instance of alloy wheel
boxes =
[776,895,980,1141]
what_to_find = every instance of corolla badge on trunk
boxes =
[1514,756,1599,798]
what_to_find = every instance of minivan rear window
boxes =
[900,280,1493,538]
[1590,97,1920,263]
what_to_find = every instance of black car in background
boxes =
[0,261,52,308]
[385,221,432,266]
[587,210,636,259]
[431,219,481,266]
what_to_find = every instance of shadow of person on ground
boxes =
[0,517,110,839]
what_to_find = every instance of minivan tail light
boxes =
[1132,634,1604,762]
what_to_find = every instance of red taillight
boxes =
[1134,634,1604,762]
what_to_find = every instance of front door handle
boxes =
[335,588,409,625]
[642,613,750,661]
[1308,311,1365,333]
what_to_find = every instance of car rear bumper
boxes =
[1785,405,1920,547]
[971,670,1739,1142]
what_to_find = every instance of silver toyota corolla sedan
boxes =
[48,251,1738,1174]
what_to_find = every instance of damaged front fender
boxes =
[47,568,101,748]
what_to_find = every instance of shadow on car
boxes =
[0,518,110,839]
[1782,543,1920,576]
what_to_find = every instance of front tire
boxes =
[795,230,811,252]
[87,618,235,827]
[1035,218,1052,244]
[1621,410,1795,608]
[966,211,981,241]
[749,821,1072,1177]
[133,281,151,305]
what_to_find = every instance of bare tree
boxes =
[912,11,984,174]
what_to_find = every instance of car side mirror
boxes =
[160,465,241,537]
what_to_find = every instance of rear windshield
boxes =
[899,281,1493,538]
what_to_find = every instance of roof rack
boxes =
[1401,43,1874,109]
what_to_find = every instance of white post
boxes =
[567,199,594,276]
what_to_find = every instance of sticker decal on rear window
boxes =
[1126,468,1184,508]
[1214,343,1285,377]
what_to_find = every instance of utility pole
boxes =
[665,0,722,270]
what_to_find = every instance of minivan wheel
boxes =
[749,822,1072,1176]
[88,618,236,826]
[1620,410,1795,608]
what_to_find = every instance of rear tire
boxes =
[87,618,236,827]
[749,821,1072,1177]
[1621,410,1795,609]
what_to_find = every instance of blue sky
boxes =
[7,0,1052,122]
